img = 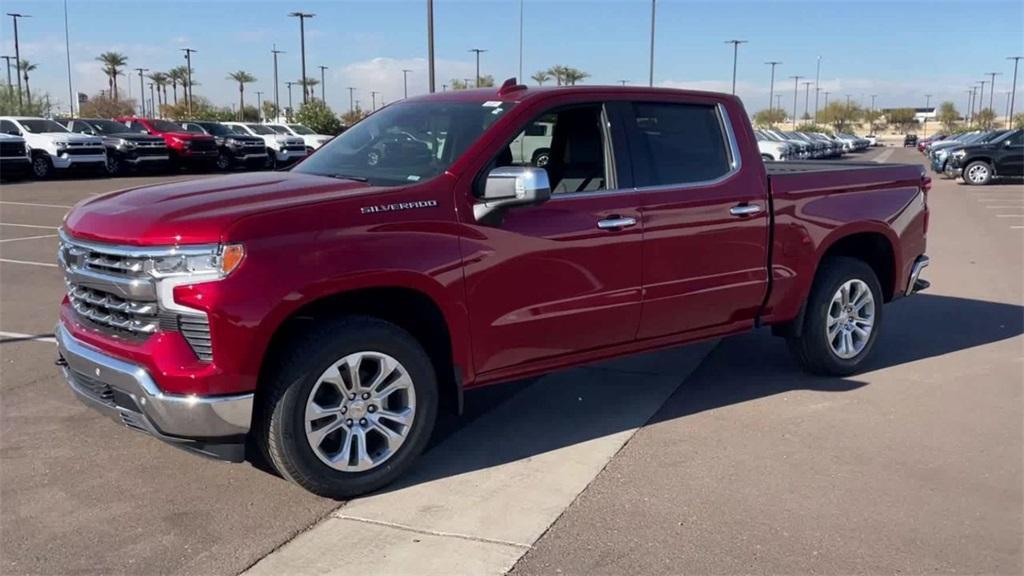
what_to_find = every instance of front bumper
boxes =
[273,148,307,162]
[55,322,253,460]
[52,153,106,169]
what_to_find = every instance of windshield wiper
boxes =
[325,173,370,182]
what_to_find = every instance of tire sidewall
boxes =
[803,258,884,375]
[964,161,991,185]
[106,154,121,176]
[32,154,51,179]
[269,318,438,497]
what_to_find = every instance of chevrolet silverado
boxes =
[56,82,931,498]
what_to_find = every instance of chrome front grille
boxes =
[67,284,159,335]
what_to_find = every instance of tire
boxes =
[215,151,232,171]
[267,151,278,170]
[256,316,439,499]
[962,160,992,185]
[31,153,52,179]
[531,149,550,167]
[105,153,122,176]
[787,257,884,376]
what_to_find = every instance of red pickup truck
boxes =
[115,117,219,169]
[57,83,930,498]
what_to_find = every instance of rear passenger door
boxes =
[622,99,770,339]
[996,130,1024,176]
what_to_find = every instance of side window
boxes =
[0,120,20,135]
[1005,131,1023,147]
[491,105,607,195]
[629,102,732,187]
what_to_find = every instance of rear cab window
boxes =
[625,101,735,187]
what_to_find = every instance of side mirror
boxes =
[474,166,551,223]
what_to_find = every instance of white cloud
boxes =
[330,56,476,110]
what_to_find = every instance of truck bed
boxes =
[764,161,908,175]
[766,160,926,197]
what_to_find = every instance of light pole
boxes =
[724,39,747,95]
[148,82,156,118]
[180,48,196,117]
[285,81,295,121]
[968,86,977,127]
[775,94,782,112]
[922,94,931,135]
[813,56,821,123]
[648,0,656,87]
[1008,56,1022,128]
[802,80,813,119]
[289,11,315,105]
[371,90,379,111]
[468,49,486,87]
[618,80,629,86]
[136,67,149,116]
[271,45,284,121]
[402,69,411,98]
[64,0,74,117]
[823,91,830,108]
[427,0,436,92]
[7,13,29,110]
[986,72,1001,112]
[978,80,987,116]
[870,94,878,134]
[966,89,974,128]
[765,61,781,114]
[789,75,802,129]
[1005,91,1013,127]
[255,90,263,121]
[1,56,14,102]
[517,0,524,82]
[318,65,328,102]
[346,86,355,113]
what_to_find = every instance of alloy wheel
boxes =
[826,279,875,360]
[966,164,989,184]
[304,351,417,472]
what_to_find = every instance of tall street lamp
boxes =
[255,90,263,121]
[7,13,30,110]
[346,86,355,113]
[823,91,830,108]
[180,48,196,117]
[272,45,284,121]
[371,90,379,111]
[148,82,156,118]
[318,64,328,102]
[402,69,411,98]
[978,80,987,115]
[285,81,295,120]
[813,56,821,123]
[1,56,14,102]
[135,68,149,116]
[765,61,781,114]
[789,75,802,129]
[289,11,315,105]
[648,0,656,87]
[427,0,436,92]
[1007,56,1022,128]
[802,80,813,118]
[468,49,486,87]
[922,94,931,135]
[724,39,747,95]
[986,72,1001,112]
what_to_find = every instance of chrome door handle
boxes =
[597,216,637,230]
[729,204,762,217]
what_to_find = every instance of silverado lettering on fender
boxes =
[56,81,931,498]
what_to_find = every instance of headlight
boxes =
[146,244,245,278]
[119,139,137,149]
[55,141,68,150]
[951,150,967,158]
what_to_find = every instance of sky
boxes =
[1,0,1022,117]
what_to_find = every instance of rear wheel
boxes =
[257,316,438,499]
[963,160,992,185]
[788,257,883,376]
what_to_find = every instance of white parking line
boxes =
[0,201,72,209]
[0,331,56,344]
[0,258,58,267]
[995,214,1024,218]
[976,198,1024,202]
[0,234,58,243]
[0,223,59,229]
[873,149,895,163]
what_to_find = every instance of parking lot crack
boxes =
[333,514,532,550]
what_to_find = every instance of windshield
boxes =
[245,124,276,135]
[198,123,236,136]
[19,119,68,133]
[288,124,315,135]
[980,130,1009,143]
[293,100,513,186]
[150,119,184,132]
[267,125,291,135]
[89,119,137,135]
[181,123,206,134]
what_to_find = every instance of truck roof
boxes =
[408,83,741,105]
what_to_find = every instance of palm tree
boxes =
[147,72,169,115]
[227,70,257,120]
[298,77,319,101]
[96,52,128,101]
[168,66,188,105]
[563,68,589,86]
[19,60,37,102]
[530,70,550,86]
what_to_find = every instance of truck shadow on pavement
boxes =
[249,294,1023,495]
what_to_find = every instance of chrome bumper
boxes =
[55,323,252,460]
[906,255,930,296]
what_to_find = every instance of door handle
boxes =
[597,216,637,230]
[729,203,763,217]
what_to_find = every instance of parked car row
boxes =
[920,128,1023,185]
[755,129,871,161]
[0,115,334,180]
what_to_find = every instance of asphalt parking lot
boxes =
[1,147,1021,575]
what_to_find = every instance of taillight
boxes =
[921,175,932,194]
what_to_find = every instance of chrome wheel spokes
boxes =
[827,279,875,360]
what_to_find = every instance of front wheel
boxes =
[962,160,992,185]
[105,154,123,176]
[215,151,232,171]
[31,153,53,179]
[257,316,438,499]
[787,257,883,376]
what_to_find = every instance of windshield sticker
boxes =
[407,175,421,181]
[482,101,502,108]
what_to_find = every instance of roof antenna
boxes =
[498,77,527,95]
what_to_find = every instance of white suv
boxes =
[265,123,332,151]
[223,122,307,167]
[0,117,106,178]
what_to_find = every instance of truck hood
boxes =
[64,171,376,245]
[35,132,101,144]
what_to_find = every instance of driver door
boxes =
[460,101,644,376]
